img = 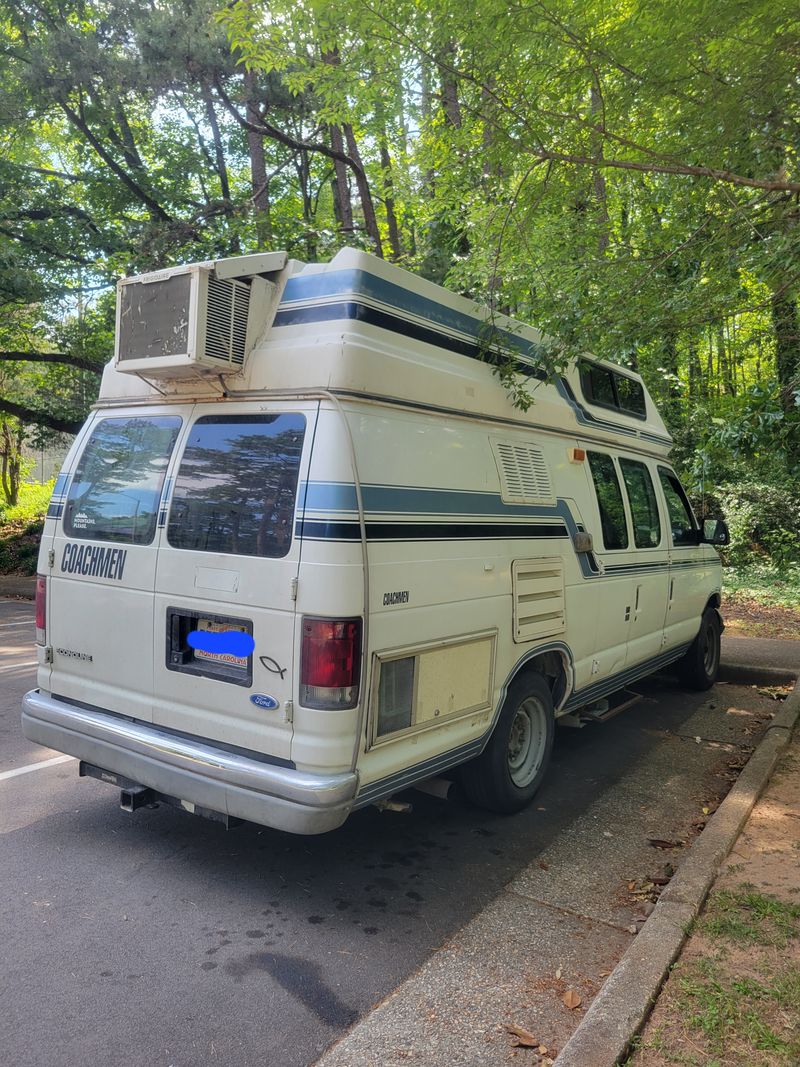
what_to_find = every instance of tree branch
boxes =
[529,147,800,193]
[59,101,174,223]
[0,351,105,373]
[212,76,369,185]
[0,397,83,434]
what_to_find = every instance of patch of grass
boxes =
[700,888,800,948]
[677,960,800,1060]
[722,564,800,610]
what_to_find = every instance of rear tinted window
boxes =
[167,414,305,558]
[64,416,182,544]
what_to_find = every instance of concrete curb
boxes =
[553,669,800,1067]
[718,662,797,686]
[0,576,35,599]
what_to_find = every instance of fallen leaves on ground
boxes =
[506,1023,539,1047]
[648,838,683,850]
[562,989,582,1010]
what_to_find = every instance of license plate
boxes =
[194,618,249,668]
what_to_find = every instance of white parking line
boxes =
[0,660,38,672]
[0,621,34,629]
[0,755,75,781]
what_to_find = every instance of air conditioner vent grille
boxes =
[204,276,251,366]
[492,441,554,504]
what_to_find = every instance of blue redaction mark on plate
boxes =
[187,629,255,658]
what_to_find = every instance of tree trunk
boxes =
[329,124,354,236]
[378,132,401,261]
[243,70,272,249]
[772,290,799,413]
[590,84,610,254]
[0,420,24,507]
[438,42,462,129]
[343,125,383,257]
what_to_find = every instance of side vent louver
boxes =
[204,276,251,366]
[492,440,555,504]
[512,558,566,643]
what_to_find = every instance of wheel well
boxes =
[513,650,570,711]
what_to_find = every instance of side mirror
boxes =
[702,519,730,546]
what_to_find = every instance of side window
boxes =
[658,468,698,546]
[619,459,662,548]
[64,416,182,545]
[587,452,629,550]
[579,361,647,418]
[167,413,306,559]
[614,374,646,416]
[580,363,616,407]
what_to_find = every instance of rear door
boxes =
[47,410,185,721]
[151,401,317,761]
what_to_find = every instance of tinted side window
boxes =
[658,468,697,546]
[619,459,661,548]
[614,373,646,416]
[168,414,305,559]
[580,363,616,407]
[64,416,182,545]
[587,452,629,550]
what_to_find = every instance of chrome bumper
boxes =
[21,690,358,835]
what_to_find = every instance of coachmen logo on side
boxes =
[60,543,128,581]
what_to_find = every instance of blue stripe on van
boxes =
[296,518,569,543]
[276,269,672,447]
[301,481,564,518]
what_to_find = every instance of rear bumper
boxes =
[21,689,358,835]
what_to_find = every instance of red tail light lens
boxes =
[300,617,362,709]
[35,574,47,646]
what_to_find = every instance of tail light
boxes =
[300,617,362,709]
[35,574,47,646]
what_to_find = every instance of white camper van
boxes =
[22,248,728,834]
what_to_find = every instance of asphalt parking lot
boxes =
[0,597,780,1067]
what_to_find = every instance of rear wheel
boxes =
[461,673,555,814]
[678,608,721,691]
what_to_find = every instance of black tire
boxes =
[678,608,722,691]
[461,672,555,814]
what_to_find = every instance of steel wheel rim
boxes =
[703,620,718,676]
[507,696,548,788]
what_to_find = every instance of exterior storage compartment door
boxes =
[151,402,318,762]
[46,412,185,722]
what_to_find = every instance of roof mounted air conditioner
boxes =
[114,251,288,379]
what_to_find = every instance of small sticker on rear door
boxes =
[250,694,279,710]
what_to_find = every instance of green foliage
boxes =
[0,0,799,549]
[716,480,800,568]
[0,477,55,526]
[0,519,43,576]
[722,564,800,611]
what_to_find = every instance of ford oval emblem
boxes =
[250,693,279,710]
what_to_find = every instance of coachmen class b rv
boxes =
[22,248,729,834]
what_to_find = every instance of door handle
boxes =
[634,584,642,620]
